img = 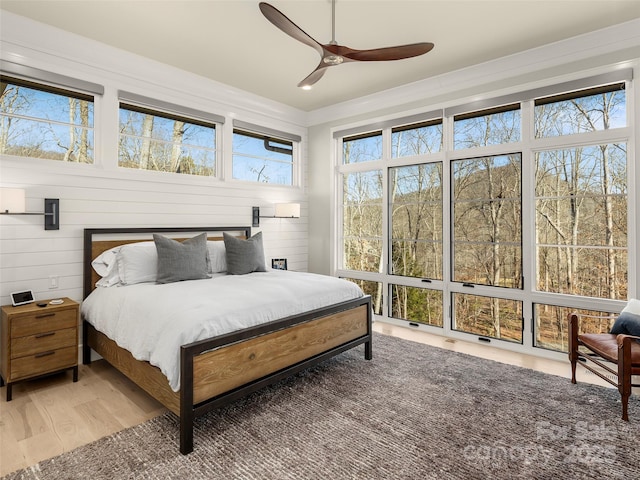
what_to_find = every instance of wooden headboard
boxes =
[83,226,252,299]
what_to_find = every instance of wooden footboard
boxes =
[191,304,369,402]
[178,295,372,454]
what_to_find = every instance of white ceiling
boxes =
[2,0,640,112]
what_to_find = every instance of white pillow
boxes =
[116,242,158,285]
[621,298,640,315]
[92,246,122,287]
[92,248,117,277]
[207,241,227,273]
[96,266,122,287]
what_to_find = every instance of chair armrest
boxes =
[617,334,640,347]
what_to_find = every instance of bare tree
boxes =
[140,114,154,169]
[170,120,185,172]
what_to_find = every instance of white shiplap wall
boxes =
[0,12,309,306]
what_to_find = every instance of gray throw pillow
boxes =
[153,233,210,284]
[223,231,266,275]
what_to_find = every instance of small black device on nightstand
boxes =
[10,290,34,307]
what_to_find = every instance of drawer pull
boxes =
[35,332,56,339]
[35,351,55,358]
[35,313,56,319]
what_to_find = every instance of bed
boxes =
[81,226,372,454]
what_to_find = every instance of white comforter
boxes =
[81,270,364,391]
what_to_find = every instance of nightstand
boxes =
[1,297,79,401]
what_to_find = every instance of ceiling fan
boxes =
[259,1,434,89]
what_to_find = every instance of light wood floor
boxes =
[0,323,627,476]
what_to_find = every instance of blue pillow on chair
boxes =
[610,312,640,336]
[610,298,640,336]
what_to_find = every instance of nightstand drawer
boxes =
[11,327,77,358]
[10,345,77,380]
[10,309,77,338]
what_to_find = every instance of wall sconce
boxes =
[0,188,60,230]
[252,203,300,227]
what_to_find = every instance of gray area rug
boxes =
[4,333,639,479]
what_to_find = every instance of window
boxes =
[343,131,382,164]
[232,129,294,184]
[342,170,383,273]
[453,293,523,343]
[532,84,628,349]
[452,154,522,288]
[534,83,626,137]
[533,83,628,301]
[535,144,627,299]
[390,163,443,279]
[119,104,217,176]
[453,104,520,149]
[391,285,443,327]
[334,72,633,356]
[391,120,442,157]
[534,304,615,352]
[0,76,95,162]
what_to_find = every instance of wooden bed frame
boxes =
[82,226,372,454]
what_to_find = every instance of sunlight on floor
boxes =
[373,320,622,390]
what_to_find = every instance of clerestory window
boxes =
[1,76,96,163]
[232,120,300,186]
[118,94,220,177]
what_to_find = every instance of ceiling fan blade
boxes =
[259,1,435,89]
[297,63,330,89]
[343,42,435,62]
[259,2,324,57]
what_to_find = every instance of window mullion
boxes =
[530,127,631,152]
[442,114,454,335]
[520,99,535,350]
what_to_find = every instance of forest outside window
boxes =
[535,144,627,300]
[452,154,522,288]
[343,131,382,164]
[391,120,442,158]
[0,76,95,163]
[390,162,443,279]
[391,284,443,327]
[119,103,217,176]
[453,293,523,343]
[453,104,520,149]
[534,83,626,137]
[342,170,383,273]
[534,304,616,353]
[533,84,628,352]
